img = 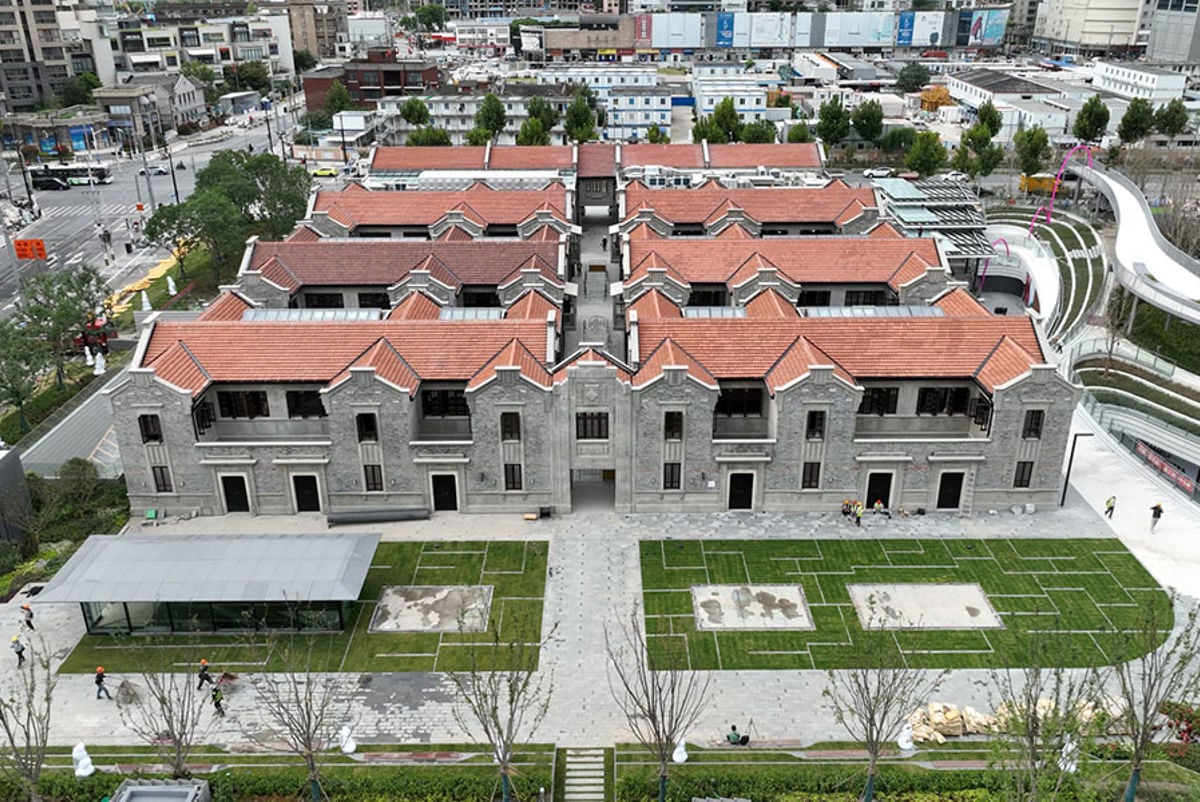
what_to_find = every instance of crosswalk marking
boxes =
[38,203,135,219]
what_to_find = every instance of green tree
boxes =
[0,321,49,435]
[976,99,1003,139]
[181,61,220,105]
[406,126,452,146]
[146,191,246,285]
[464,127,492,146]
[880,126,916,153]
[691,118,718,144]
[952,123,1004,179]
[60,73,101,107]
[475,93,507,141]
[16,264,108,389]
[196,151,312,240]
[1118,97,1155,145]
[293,49,318,72]
[851,99,884,144]
[787,122,813,143]
[564,94,597,143]
[228,60,271,95]
[905,130,947,177]
[1073,95,1110,143]
[646,125,669,144]
[816,95,851,146]
[526,96,559,133]
[299,110,332,131]
[895,62,931,94]
[710,97,742,143]
[739,119,776,144]
[1013,125,1051,178]
[414,2,447,30]
[516,117,550,146]
[1155,97,1190,138]
[322,80,355,116]
[400,97,430,126]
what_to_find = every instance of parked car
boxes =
[938,170,970,182]
[139,165,169,176]
[310,166,339,177]
[31,175,69,191]
[862,167,894,178]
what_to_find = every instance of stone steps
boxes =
[563,747,606,802]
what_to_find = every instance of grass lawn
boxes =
[640,539,1169,670]
[59,540,548,674]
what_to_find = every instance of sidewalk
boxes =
[8,405,1200,750]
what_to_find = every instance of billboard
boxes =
[823,12,895,47]
[634,14,652,47]
[896,11,946,47]
[651,13,702,49]
[715,12,734,47]
[969,8,1009,46]
[749,12,792,47]
[733,12,752,48]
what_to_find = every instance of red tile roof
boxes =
[627,237,942,290]
[622,182,875,227]
[150,340,211,395]
[868,223,904,239]
[551,348,632,384]
[622,144,705,169]
[245,240,562,292]
[142,319,550,395]
[388,292,442,319]
[626,223,661,241]
[505,290,561,329]
[286,225,321,242]
[198,291,253,321]
[934,288,990,317]
[439,226,474,241]
[577,143,616,178]
[764,336,853,392]
[328,339,422,394]
[706,143,822,169]
[468,339,553,391]
[637,317,1045,388]
[370,147,487,171]
[488,146,574,171]
[312,183,569,229]
[632,338,717,389]
[627,289,681,321]
[745,290,799,319]
[716,224,753,239]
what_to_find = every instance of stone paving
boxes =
[9,409,1200,751]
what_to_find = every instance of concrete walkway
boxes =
[11,399,1200,750]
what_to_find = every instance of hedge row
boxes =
[3,764,553,802]
[613,765,1113,802]
[0,380,86,446]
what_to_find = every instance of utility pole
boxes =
[138,115,158,213]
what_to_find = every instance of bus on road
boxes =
[32,161,114,185]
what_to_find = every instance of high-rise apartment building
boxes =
[0,1,92,111]
[286,0,348,60]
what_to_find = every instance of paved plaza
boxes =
[9,409,1200,752]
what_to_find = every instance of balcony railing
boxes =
[712,417,769,440]
[854,415,984,440]
[199,419,331,442]
[415,418,473,440]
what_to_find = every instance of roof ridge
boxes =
[177,340,212,381]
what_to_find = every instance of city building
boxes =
[0,0,94,110]
[285,0,349,60]
[536,64,659,97]
[93,84,166,144]
[4,106,110,153]
[99,14,295,80]
[946,68,1059,112]
[454,19,513,54]
[1091,59,1187,102]
[871,178,995,281]
[364,145,577,191]
[124,74,208,128]
[692,76,791,128]
[302,52,440,110]
[606,86,673,142]
[377,85,575,146]
[346,12,392,50]
[1032,0,1146,54]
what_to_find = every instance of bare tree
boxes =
[0,637,55,802]
[1103,285,1134,377]
[449,622,557,802]
[605,607,711,802]
[248,634,348,802]
[823,612,947,802]
[984,625,1105,802]
[117,666,207,777]
[1110,593,1200,802]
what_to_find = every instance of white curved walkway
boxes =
[985,223,1058,324]
[1081,166,1200,323]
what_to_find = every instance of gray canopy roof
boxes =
[35,533,380,604]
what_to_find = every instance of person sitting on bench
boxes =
[727,725,750,746]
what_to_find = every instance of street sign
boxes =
[136,203,145,212]
[13,239,46,260]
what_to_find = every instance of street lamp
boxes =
[1060,431,1095,506]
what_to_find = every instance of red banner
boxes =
[1136,440,1196,493]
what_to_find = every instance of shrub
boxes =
[177,122,201,136]
[0,380,85,445]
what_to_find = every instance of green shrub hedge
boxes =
[4,764,553,802]
[0,379,88,445]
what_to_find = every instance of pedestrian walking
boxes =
[20,603,33,631]
[211,686,225,718]
[1105,495,1116,519]
[1151,502,1164,533]
[95,667,111,700]
[197,658,214,690]
[601,236,608,251]
[10,636,23,667]
[855,503,864,528]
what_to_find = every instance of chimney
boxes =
[628,309,639,369]
[545,311,557,365]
